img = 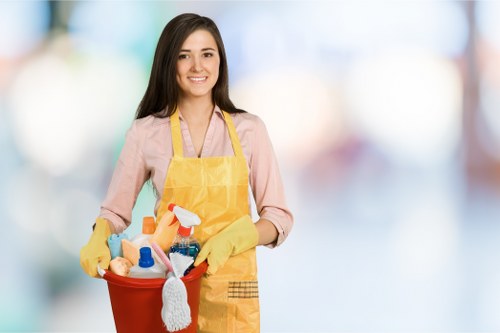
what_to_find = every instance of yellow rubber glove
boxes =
[194,215,258,275]
[80,218,112,278]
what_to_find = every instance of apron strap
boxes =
[170,109,244,159]
[170,109,184,158]
[222,111,245,159]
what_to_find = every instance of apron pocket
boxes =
[228,280,259,299]
[227,280,260,332]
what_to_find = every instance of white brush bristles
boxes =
[160,253,194,331]
[161,273,191,332]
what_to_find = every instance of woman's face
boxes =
[176,29,220,101]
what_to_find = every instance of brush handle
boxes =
[151,241,173,273]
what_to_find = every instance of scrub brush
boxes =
[151,242,192,332]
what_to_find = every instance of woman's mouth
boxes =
[189,76,207,83]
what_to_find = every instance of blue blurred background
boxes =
[2,1,500,332]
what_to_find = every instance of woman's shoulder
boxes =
[130,114,170,134]
[228,111,271,149]
[132,114,169,128]
[127,114,170,143]
[229,110,266,130]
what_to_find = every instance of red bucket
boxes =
[102,262,207,333]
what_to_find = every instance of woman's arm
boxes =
[247,115,294,247]
[255,218,279,246]
[99,120,150,234]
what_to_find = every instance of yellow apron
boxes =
[156,110,260,333]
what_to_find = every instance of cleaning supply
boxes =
[131,216,156,247]
[169,204,201,275]
[129,247,166,279]
[168,203,201,229]
[169,252,195,278]
[150,208,178,251]
[107,233,128,259]
[121,239,140,266]
[151,242,173,273]
[194,214,258,275]
[109,257,133,277]
[152,242,192,332]
[131,216,168,271]
[80,217,112,277]
[97,258,208,333]
[162,254,194,332]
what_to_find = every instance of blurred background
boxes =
[1,1,500,332]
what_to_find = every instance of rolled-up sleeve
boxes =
[99,121,149,234]
[248,116,293,247]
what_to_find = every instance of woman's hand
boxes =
[194,215,258,274]
[80,218,112,278]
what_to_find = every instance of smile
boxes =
[189,76,207,82]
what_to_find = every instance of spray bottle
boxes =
[168,204,201,275]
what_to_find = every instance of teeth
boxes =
[189,77,206,82]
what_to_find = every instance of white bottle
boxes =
[129,247,166,279]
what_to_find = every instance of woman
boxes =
[80,13,293,332]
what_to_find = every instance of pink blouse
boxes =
[99,106,293,247]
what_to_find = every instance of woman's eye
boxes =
[203,52,214,58]
[178,54,189,60]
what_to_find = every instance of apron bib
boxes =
[156,110,260,333]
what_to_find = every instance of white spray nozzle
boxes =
[168,204,201,228]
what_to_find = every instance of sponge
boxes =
[109,257,132,276]
[121,239,140,266]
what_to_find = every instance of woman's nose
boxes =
[191,56,203,72]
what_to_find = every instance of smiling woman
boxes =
[135,13,239,120]
[175,29,222,155]
[176,30,220,101]
[79,12,293,333]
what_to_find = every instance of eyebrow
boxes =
[179,47,217,52]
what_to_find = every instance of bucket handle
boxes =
[97,264,106,278]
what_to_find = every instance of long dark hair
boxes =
[136,13,244,119]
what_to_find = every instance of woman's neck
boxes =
[177,97,214,122]
[177,97,215,157]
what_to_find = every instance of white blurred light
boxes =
[0,242,46,331]
[8,35,145,175]
[9,53,85,174]
[0,1,49,58]
[44,280,115,331]
[390,192,459,280]
[477,265,500,328]
[476,1,500,51]
[345,48,462,167]
[49,188,101,257]
[5,165,51,233]
[5,164,97,263]
[239,13,287,71]
[231,69,342,165]
[302,1,467,57]
[220,1,467,73]
[69,1,155,53]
